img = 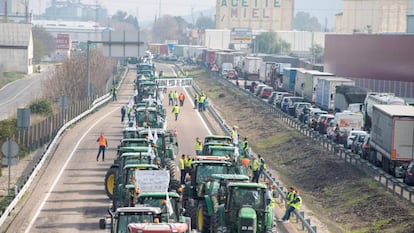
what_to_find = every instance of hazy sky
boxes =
[31,0,343,27]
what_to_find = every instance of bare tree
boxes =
[152,15,179,43]
[42,50,115,102]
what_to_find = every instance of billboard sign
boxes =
[230,28,252,44]
[56,34,70,50]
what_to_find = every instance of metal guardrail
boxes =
[0,68,129,226]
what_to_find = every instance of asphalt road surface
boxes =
[2,63,295,233]
[0,66,53,121]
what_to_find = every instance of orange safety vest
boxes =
[179,94,185,101]
[98,136,107,146]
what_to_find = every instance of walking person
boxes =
[111,86,117,101]
[172,104,180,121]
[179,93,185,106]
[96,133,108,161]
[280,190,302,223]
[173,91,179,105]
[252,157,260,182]
[121,105,126,123]
[186,155,193,178]
[195,137,203,155]
[198,95,205,112]
[257,154,266,182]
[168,91,174,106]
[127,106,132,122]
[194,93,198,109]
[179,154,186,184]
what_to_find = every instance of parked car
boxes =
[346,130,367,149]
[308,108,328,128]
[259,87,274,99]
[404,161,414,186]
[361,134,371,160]
[274,92,292,108]
[226,69,238,79]
[254,84,267,96]
[294,102,312,118]
[281,96,305,113]
[350,133,367,154]
[267,92,279,104]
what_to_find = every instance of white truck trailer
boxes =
[369,105,414,178]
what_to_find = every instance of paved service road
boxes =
[3,64,295,233]
[0,66,53,120]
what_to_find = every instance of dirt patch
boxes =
[194,70,414,233]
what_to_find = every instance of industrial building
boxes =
[215,0,294,31]
[0,23,33,74]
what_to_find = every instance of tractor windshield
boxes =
[230,187,265,210]
[117,214,155,233]
[196,165,234,183]
[138,197,178,222]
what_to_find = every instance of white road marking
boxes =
[24,107,118,233]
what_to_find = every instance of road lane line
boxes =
[24,106,118,233]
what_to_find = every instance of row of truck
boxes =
[99,59,277,232]
[149,42,414,181]
[236,69,414,180]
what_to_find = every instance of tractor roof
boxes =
[211,174,249,181]
[138,192,180,199]
[229,182,267,189]
[124,164,159,170]
[119,147,149,153]
[116,206,162,215]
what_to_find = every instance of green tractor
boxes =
[112,163,161,211]
[137,192,190,226]
[105,147,153,200]
[182,156,238,229]
[212,182,274,233]
[135,106,165,129]
[196,174,250,233]
[137,128,179,185]
[99,206,164,233]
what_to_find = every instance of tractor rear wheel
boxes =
[197,201,211,233]
[216,226,228,233]
[104,167,117,200]
[165,158,179,181]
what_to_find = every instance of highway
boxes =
[0,66,53,121]
[1,63,294,233]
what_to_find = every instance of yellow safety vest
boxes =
[199,96,205,103]
[172,106,180,114]
[290,196,302,210]
[195,141,203,151]
[253,159,260,171]
[286,191,296,205]
[179,158,185,170]
[186,159,192,168]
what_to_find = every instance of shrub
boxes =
[29,99,53,116]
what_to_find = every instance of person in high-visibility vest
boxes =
[172,104,180,121]
[173,91,179,105]
[179,154,186,184]
[198,95,205,112]
[168,91,174,106]
[194,93,199,109]
[186,155,193,177]
[281,190,302,223]
[252,157,260,183]
[96,133,108,161]
[195,137,203,155]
